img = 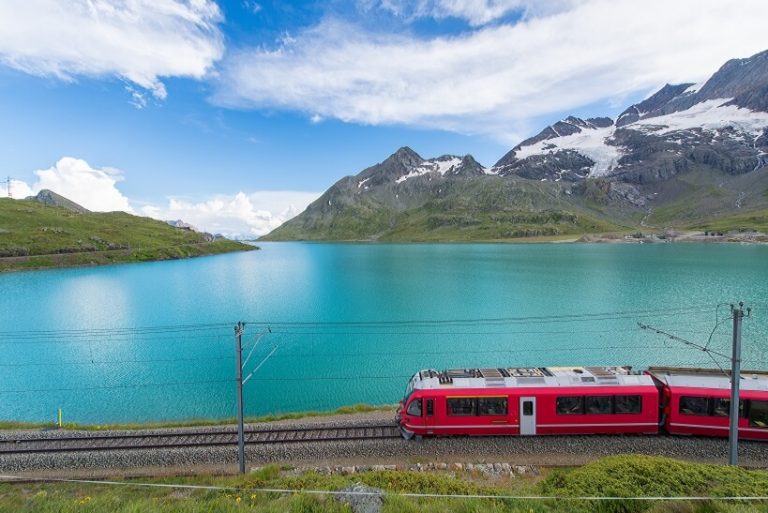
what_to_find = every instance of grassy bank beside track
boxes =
[0,404,395,432]
[1,455,767,513]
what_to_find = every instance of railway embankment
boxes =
[2,411,768,477]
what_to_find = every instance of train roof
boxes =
[411,366,655,390]
[647,367,768,392]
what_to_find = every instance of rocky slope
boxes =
[266,49,768,241]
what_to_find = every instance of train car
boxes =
[647,367,768,441]
[397,366,660,439]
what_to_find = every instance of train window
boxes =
[406,399,422,417]
[447,398,475,416]
[556,396,584,415]
[523,401,533,416]
[614,395,642,414]
[679,396,709,416]
[713,398,745,418]
[426,399,434,417]
[748,400,768,428]
[585,396,612,415]
[477,397,508,416]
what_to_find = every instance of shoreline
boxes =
[0,404,396,432]
[260,229,768,245]
[0,241,257,273]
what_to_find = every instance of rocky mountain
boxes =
[29,189,90,214]
[265,49,768,241]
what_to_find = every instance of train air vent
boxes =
[581,377,596,383]
[586,366,621,377]
[506,367,546,378]
[484,378,506,387]
[479,368,504,378]
[516,377,546,385]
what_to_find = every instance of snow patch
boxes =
[395,156,463,184]
[514,126,621,177]
[357,177,371,188]
[632,99,768,136]
[683,80,707,95]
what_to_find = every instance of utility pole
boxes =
[5,177,11,198]
[235,321,246,474]
[638,301,750,466]
[728,303,749,466]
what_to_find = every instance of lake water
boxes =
[1,242,767,423]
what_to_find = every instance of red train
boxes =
[396,366,768,441]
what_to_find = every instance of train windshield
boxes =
[402,373,418,401]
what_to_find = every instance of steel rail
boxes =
[0,423,401,455]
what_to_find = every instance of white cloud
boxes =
[141,191,321,238]
[0,179,34,200]
[372,0,577,26]
[4,157,319,237]
[5,157,135,212]
[215,0,768,143]
[0,0,224,99]
[243,1,262,15]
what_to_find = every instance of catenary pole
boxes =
[728,304,746,466]
[235,321,246,474]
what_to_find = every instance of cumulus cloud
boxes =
[141,191,320,238]
[3,157,134,212]
[0,0,224,99]
[0,179,34,200]
[3,158,319,237]
[215,0,768,143]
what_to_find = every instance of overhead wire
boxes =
[0,303,719,342]
[0,379,232,394]
[3,474,768,502]
[0,343,700,368]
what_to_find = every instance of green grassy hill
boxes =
[0,198,252,271]
[263,176,629,241]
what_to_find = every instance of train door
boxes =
[424,398,435,434]
[520,396,536,435]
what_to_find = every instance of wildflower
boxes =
[235,496,242,503]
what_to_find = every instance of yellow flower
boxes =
[235,496,242,503]
[250,494,258,501]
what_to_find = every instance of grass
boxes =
[688,209,768,234]
[264,175,633,242]
[538,455,768,513]
[0,198,253,271]
[0,403,394,431]
[1,456,767,513]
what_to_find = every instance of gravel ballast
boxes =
[2,411,767,475]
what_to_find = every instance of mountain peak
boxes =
[29,189,90,213]
[393,146,422,160]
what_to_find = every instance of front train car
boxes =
[397,366,661,439]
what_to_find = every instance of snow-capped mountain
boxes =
[265,49,768,241]
[493,50,768,185]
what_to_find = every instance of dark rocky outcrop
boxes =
[29,189,90,213]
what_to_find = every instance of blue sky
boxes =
[1,0,767,237]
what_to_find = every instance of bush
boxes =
[538,455,768,513]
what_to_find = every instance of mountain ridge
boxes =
[265,49,768,242]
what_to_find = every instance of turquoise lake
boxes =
[1,242,767,424]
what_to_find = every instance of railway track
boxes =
[0,423,402,455]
